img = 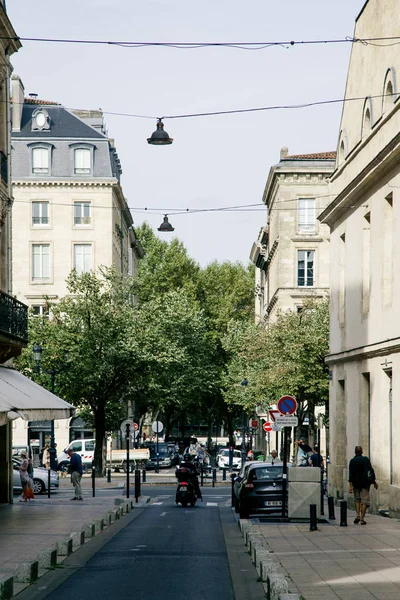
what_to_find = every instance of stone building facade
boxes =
[319,0,400,514]
[10,77,143,455]
[250,148,335,322]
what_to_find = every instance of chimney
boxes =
[280,146,288,160]
[11,75,24,132]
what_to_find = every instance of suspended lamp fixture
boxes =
[147,119,173,145]
[157,215,175,232]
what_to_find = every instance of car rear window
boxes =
[221,450,241,457]
[250,466,283,480]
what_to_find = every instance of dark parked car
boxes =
[234,463,284,519]
[145,443,177,469]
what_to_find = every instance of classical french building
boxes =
[319,0,400,514]
[10,76,143,457]
[250,148,335,322]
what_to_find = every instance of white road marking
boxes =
[136,545,147,548]
[150,502,163,505]
[160,512,167,517]
[207,502,218,506]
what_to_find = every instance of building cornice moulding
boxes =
[325,335,400,366]
[13,179,116,189]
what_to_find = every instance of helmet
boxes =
[184,454,191,462]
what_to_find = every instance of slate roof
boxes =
[13,102,106,139]
[283,151,336,161]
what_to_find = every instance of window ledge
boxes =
[291,235,323,242]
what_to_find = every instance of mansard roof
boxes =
[12,100,106,139]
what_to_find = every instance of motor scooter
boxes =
[175,466,198,507]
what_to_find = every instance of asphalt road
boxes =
[37,486,264,600]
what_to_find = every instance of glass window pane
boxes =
[74,244,92,274]
[74,149,91,173]
[32,244,50,278]
[298,199,315,233]
[32,148,49,173]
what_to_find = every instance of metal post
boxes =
[320,467,325,516]
[340,500,347,527]
[310,504,318,531]
[126,424,130,499]
[142,468,146,483]
[328,496,336,520]
[228,446,233,472]
[212,468,216,487]
[231,473,235,507]
[107,468,111,483]
[241,410,247,466]
[49,371,57,472]
[47,467,51,498]
[135,469,140,502]
[155,420,159,474]
[200,468,204,487]
[281,427,288,519]
[92,464,95,497]
[222,468,226,481]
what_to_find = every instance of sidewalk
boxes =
[0,481,148,599]
[244,504,400,600]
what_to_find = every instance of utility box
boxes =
[288,467,320,519]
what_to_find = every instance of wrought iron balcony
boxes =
[0,151,7,184]
[0,291,28,342]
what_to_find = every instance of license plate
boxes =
[180,486,187,491]
[264,501,282,506]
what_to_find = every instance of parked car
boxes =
[234,463,284,519]
[145,444,174,469]
[216,448,242,470]
[12,457,59,495]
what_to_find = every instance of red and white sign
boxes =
[263,422,273,432]
[268,409,281,423]
[251,419,259,429]
[133,422,139,431]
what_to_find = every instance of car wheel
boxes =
[32,478,45,495]
[239,502,250,519]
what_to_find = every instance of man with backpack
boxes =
[348,446,378,525]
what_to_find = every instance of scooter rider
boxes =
[177,454,202,499]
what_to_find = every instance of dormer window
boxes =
[74,148,91,174]
[32,147,49,173]
[31,108,50,131]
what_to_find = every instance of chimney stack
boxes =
[280,146,288,160]
[11,75,24,132]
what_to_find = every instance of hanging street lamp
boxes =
[157,214,175,232]
[147,119,173,145]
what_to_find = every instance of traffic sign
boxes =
[133,422,139,431]
[120,419,135,436]
[263,422,273,432]
[269,409,281,423]
[275,415,298,426]
[277,395,297,415]
[152,420,164,433]
[249,419,259,429]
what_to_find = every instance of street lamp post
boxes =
[33,343,67,471]
[240,378,248,466]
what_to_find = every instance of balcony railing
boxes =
[0,292,28,342]
[0,152,7,184]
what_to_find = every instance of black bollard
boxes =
[200,468,204,487]
[340,500,347,527]
[231,473,235,507]
[328,496,336,520]
[92,464,96,497]
[212,468,217,488]
[310,503,318,531]
[142,468,146,483]
[107,468,111,483]
[47,468,51,498]
[135,469,141,502]
[320,470,325,516]
[222,468,226,481]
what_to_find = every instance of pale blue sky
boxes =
[8,0,363,266]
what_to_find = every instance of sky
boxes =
[7,0,364,267]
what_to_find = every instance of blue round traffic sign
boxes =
[277,395,297,415]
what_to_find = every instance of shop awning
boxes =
[0,366,75,426]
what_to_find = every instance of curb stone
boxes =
[38,547,57,570]
[57,538,73,557]
[14,562,38,584]
[267,573,288,600]
[0,574,13,600]
[70,530,85,550]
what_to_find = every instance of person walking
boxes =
[67,447,83,501]
[42,445,50,469]
[269,449,282,465]
[348,446,378,525]
[19,451,34,502]
[309,445,324,469]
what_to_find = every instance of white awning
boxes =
[0,366,75,426]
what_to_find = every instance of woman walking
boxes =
[42,445,50,469]
[19,451,35,502]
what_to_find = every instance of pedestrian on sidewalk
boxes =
[42,445,50,469]
[67,447,83,501]
[19,451,34,502]
[348,445,378,525]
[269,449,282,465]
[308,445,324,469]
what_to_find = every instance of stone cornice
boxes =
[325,335,400,366]
[262,165,333,209]
[13,179,116,188]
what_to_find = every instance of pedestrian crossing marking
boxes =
[207,502,218,506]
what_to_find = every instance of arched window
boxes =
[337,130,348,166]
[361,98,373,139]
[382,68,397,115]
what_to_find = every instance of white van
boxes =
[57,439,95,470]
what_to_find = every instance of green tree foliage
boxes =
[222,299,330,428]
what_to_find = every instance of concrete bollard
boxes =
[260,556,281,582]
[14,561,39,584]
[268,573,288,600]
[103,512,112,526]
[278,594,302,600]
[93,518,104,533]
[57,539,73,557]
[38,547,57,570]
[0,574,13,600]
[84,522,96,539]
[70,531,85,550]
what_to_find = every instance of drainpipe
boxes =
[5,54,12,295]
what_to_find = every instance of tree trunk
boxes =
[226,411,235,447]
[93,403,106,476]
